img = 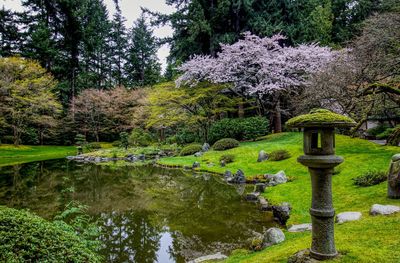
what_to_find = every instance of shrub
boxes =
[353,170,387,186]
[180,144,203,156]
[212,138,240,151]
[119,132,129,149]
[0,206,101,262]
[112,140,121,147]
[176,129,200,145]
[209,117,269,143]
[367,125,389,137]
[1,135,14,144]
[269,149,291,161]
[387,126,400,146]
[220,154,235,163]
[129,128,154,147]
[84,142,102,152]
[166,135,177,144]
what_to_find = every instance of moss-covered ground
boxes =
[157,132,400,262]
[0,144,75,167]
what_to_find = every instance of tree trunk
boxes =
[238,99,244,118]
[274,101,282,133]
[13,126,19,146]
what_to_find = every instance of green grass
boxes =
[0,144,75,167]
[158,132,400,262]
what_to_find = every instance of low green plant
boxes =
[176,128,200,145]
[129,128,154,147]
[269,149,291,161]
[112,140,121,147]
[212,138,240,151]
[84,142,102,152]
[220,154,235,163]
[0,206,101,262]
[353,170,387,186]
[180,144,202,156]
[119,132,129,149]
[367,125,389,137]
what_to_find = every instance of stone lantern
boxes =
[286,109,356,260]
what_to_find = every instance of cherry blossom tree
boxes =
[177,32,336,132]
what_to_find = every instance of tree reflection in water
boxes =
[0,159,275,262]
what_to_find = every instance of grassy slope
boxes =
[0,144,75,167]
[158,132,400,262]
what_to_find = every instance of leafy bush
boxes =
[269,149,291,161]
[209,117,269,143]
[212,138,240,151]
[176,129,200,145]
[21,127,39,145]
[180,144,202,156]
[112,140,121,147]
[220,154,235,163]
[129,128,154,147]
[353,170,387,186]
[166,135,177,144]
[0,206,101,262]
[84,142,102,152]
[119,132,129,149]
[367,125,389,137]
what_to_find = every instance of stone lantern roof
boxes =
[286,109,356,128]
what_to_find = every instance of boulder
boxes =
[257,150,268,162]
[388,154,400,199]
[192,161,200,169]
[265,170,287,186]
[234,169,246,184]
[245,192,260,201]
[336,212,362,224]
[288,249,319,263]
[263,227,285,247]
[188,252,227,263]
[194,151,203,157]
[202,143,211,152]
[272,202,291,225]
[288,223,312,233]
[138,154,145,161]
[255,183,266,193]
[258,197,269,211]
[224,170,232,178]
[370,204,400,215]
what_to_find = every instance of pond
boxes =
[0,159,275,263]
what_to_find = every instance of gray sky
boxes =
[1,0,175,71]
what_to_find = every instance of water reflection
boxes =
[0,159,275,262]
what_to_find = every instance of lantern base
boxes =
[310,249,338,260]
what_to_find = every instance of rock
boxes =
[234,169,246,184]
[138,154,145,161]
[288,249,319,263]
[272,202,291,225]
[263,227,285,247]
[265,170,287,186]
[388,153,400,199]
[336,212,362,224]
[202,143,211,152]
[194,151,203,157]
[224,170,232,178]
[255,183,266,193]
[192,161,200,169]
[370,204,400,215]
[220,160,226,167]
[257,150,268,162]
[258,197,269,211]
[288,223,312,232]
[245,192,260,201]
[188,252,227,263]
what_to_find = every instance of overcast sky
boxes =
[1,0,175,71]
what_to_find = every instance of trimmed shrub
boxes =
[84,142,102,152]
[269,150,291,161]
[213,138,240,151]
[353,170,387,186]
[112,140,121,147]
[180,144,202,156]
[0,206,101,262]
[209,117,269,143]
[220,154,235,163]
[367,125,389,137]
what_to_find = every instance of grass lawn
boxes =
[0,144,75,167]
[158,132,400,262]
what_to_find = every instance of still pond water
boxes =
[0,159,274,262]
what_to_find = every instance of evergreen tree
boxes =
[126,14,161,87]
[0,8,24,56]
[109,0,128,87]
